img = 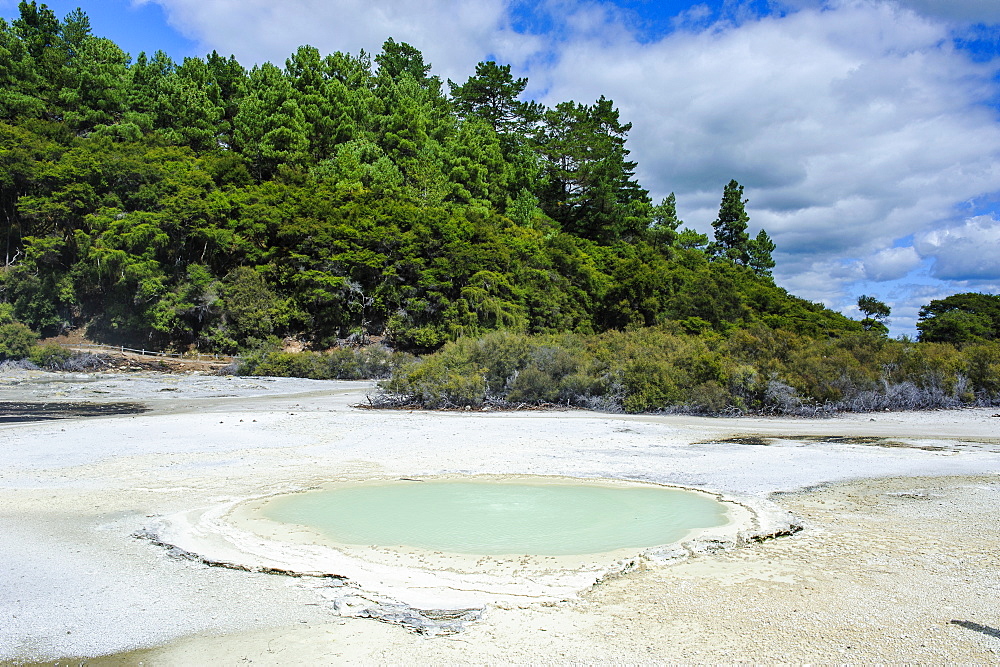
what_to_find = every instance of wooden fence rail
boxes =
[56,343,241,364]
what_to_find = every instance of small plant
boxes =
[29,343,73,369]
[0,322,38,361]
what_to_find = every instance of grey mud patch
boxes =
[796,435,947,450]
[698,434,958,451]
[0,400,147,423]
[703,436,775,446]
[330,591,482,636]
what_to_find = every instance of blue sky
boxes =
[3,0,999,336]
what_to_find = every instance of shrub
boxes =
[381,354,486,408]
[465,331,533,394]
[372,326,1000,414]
[507,366,559,403]
[685,381,730,414]
[29,343,73,368]
[763,379,803,413]
[962,343,1000,398]
[0,322,38,361]
[238,345,408,380]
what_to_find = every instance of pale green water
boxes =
[260,479,729,556]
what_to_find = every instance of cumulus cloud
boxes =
[915,215,1000,280]
[775,256,866,308]
[863,246,922,281]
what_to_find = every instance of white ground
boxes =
[1,369,999,663]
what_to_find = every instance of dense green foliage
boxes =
[375,328,1000,413]
[0,2,836,355]
[0,302,37,359]
[917,293,1000,345]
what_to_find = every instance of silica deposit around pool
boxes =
[260,478,729,556]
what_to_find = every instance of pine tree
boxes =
[857,294,891,333]
[649,192,681,248]
[709,179,751,264]
[448,61,540,136]
[59,35,129,132]
[534,96,650,242]
[747,229,776,277]
[285,45,339,161]
[0,16,45,118]
[162,63,224,151]
[10,2,67,116]
[321,50,377,147]
[375,38,435,89]
[444,116,508,207]
[205,50,247,149]
[126,50,175,132]
[233,63,309,179]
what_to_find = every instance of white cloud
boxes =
[776,256,864,308]
[915,215,1000,280]
[863,246,922,281]
[136,0,538,82]
[780,0,1000,24]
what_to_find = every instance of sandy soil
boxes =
[1,369,999,664]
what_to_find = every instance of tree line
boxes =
[0,1,804,353]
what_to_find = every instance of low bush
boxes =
[371,326,1000,414]
[29,343,73,369]
[237,344,408,380]
[0,321,37,361]
[380,353,488,408]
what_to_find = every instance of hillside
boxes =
[0,3,858,355]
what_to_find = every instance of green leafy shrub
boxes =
[0,322,38,361]
[373,327,1000,414]
[382,354,487,408]
[506,366,556,403]
[962,343,1000,398]
[686,381,730,414]
[238,345,407,380]
[29,343,73,368]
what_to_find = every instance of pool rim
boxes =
[144,473,777,610]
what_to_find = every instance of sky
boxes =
[2,0,999,337]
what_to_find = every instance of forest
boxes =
[1,2,998,413]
